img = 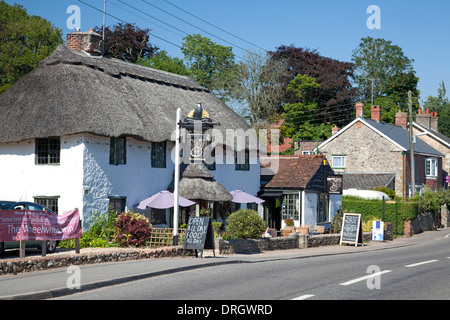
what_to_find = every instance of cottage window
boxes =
[109,197,126,213]
[282,194,299,222]
[151,141,166,168]
[110,137,126,165]
[34,197,59,214]
[332,155,345,169]
[36,137,60,165]
[426,158,438,178]
[235,149,250,171]
[317,194,329,223]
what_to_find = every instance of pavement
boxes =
[0,228,449,300]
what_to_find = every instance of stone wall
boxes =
[0,247,182,276]
[219,232,372,254]
[404,212,436,236]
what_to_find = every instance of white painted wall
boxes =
[0,135,84,214]
[0,133,261,231]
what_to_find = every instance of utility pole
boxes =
[408,90,415,198]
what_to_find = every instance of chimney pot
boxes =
[371,105,382,122]
[355,103,364,118]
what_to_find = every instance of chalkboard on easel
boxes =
[340,213,364,247]
[182,216,215,257]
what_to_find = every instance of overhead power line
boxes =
[163,0,268,53]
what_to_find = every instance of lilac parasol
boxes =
[230,190,265,204]
[137,190,196,209]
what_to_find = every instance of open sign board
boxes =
[182,216,215,257]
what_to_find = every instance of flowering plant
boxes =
[284,218,294,227]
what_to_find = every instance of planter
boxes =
[282,226,295,237]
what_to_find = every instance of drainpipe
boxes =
[402,151,406,202]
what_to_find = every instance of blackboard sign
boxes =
[339,213,364,247]
[183,216,215,257]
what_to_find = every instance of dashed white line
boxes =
[405,260,438,268]
[340,270,392,286]
[292,294,315,300]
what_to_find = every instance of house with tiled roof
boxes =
[411,109,450,186]
[318,103,444,198]
[259,155,342,230]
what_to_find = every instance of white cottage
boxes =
[259,155,342,231]
[0,30,260,230]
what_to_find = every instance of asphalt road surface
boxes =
[56,232,450,300]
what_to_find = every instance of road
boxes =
[56,231,450,300]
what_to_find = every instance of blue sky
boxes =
[5,0,450,102]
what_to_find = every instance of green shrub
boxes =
[222,209,265,240]
[114,211,152,247]
[59,210,118,249]
[342,196,418,236]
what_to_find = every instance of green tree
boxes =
[423,81,450,137]
[352,37,420,121]
[137,50,192,76]
[281,74,329,139]
[0,1,63,94]
[181,34,242,102]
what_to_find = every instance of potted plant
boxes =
[282,218,295,236]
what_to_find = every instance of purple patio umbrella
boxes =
[137,190,196,209]
[230,190,265,204]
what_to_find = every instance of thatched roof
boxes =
[178,163,233,202]
[0,45,250,143]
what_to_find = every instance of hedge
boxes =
[342,196,418,236]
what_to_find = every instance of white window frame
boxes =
[332,155,345,169]
[425,158,438,178]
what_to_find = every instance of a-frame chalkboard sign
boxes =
[339,213,364,247]
[182,216,215,258]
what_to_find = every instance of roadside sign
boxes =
[182,216,215,258]
[340,213,364,247]
[372,220,384,241]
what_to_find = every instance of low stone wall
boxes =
[404,212,436,236]
[219,232,372,254]
[0,247,182,276]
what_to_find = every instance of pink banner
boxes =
[0,209,82,242]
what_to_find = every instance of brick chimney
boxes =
[416,108,439,132]
[395,110,408,129]
[67,28,102,56]
[355,103,364,118]
[371,106,382,122]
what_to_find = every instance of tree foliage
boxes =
[137,50,192,76]
[352,37,420,121]
[232,51,287,126]
[93,23,158,63]
[181,34,242,102]
[423,81,450,137]
[270,45,356,127]
[0,0,63,94]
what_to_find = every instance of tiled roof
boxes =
[263,155,326,189]
[341,172,395,190]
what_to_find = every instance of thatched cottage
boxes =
[0,29,260,229]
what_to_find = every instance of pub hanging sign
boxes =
[327,175,343,194]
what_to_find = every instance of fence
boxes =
[149,228,186,248]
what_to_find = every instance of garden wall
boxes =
[219,232,372,254]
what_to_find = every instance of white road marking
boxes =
[292,294,315,300]
[445,234,450,239]
[405,260,438,268]
[340,270,392,286]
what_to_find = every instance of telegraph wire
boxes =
[139,0,254,55]
[162,0,268,53]
[78,0,182,49]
